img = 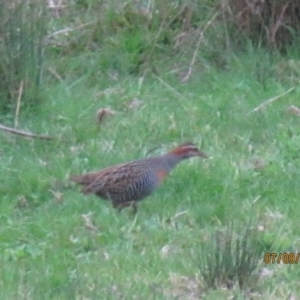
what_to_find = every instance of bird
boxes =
[70,142,207,213]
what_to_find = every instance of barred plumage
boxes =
[70,142,207,212]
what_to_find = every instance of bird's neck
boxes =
[161,153,184,171]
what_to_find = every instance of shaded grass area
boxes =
[1,51,300,299]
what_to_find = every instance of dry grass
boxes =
[223,0,300,49]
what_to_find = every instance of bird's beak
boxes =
[197,150,208,159]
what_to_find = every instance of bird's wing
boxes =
[72,161,148,195]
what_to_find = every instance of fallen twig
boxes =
[0,124,55,140]
[248,87,295,114]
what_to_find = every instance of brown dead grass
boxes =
[223,0,300,49]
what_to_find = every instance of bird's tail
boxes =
[69,174,88,185]
[70,174,101,195]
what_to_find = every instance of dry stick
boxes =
[182,11,220,83]
[14,80,24,128]
[0,124,55,140]
[248,87,295,114]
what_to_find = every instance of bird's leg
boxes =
[130,202,138,214]
[113,201,138,214]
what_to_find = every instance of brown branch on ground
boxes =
[0,124,56,140]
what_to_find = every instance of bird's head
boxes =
[170,142,208,159]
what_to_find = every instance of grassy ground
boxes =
[1,44,300,298]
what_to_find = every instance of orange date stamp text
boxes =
[264,253,300,264]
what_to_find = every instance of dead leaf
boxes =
[108,71,118,81]
[50,190,63,203]
[69,144,84,154]
[81,212,97,231]
[167,273,202,300]
[287,105,300,116]
[288,291,297,300]
[257,225,264,231]
[17,196,29,208]
[252,157,266,170]
[96,108,116,123]
[127,98,143,109]
[95,87,124,98]
[160,245,175,258]
[169,114,177,130]
[260,268,274,279]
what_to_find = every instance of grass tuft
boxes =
[198,224,263,291]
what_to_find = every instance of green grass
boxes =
[1,46,300,299]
